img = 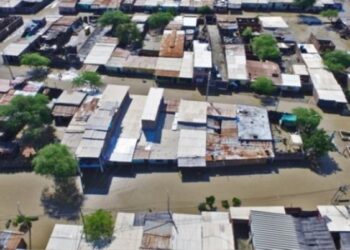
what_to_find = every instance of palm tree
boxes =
[8,214,38,250]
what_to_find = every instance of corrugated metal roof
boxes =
[155,57,182,77]
[84,38,118,65]
[159,30,185,58]
[318,205,350,232]
[75,138,104,158]
[109,138,137,162]
[225,44,248,81]
[45,224,83,250]
[250,211,302,250]
[177,100,207,125]
[179,51,194,79]
[177,129,206,158]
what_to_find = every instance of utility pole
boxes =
[80,208,88,241]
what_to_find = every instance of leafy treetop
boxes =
[73,71,102,87]
[32,144,78,178]
[251,34,280,60]
[242,27,253,39]
[292,107,322,133]
[321,9,339,23]
[198,5,214,15]
[148,12,174,29]
[251,76,276,95]
[323,50,350,73]
[84,209,114,242]
[116,23,142,47]
[20,53,51,68]
[302,129,334,157]
[98,10,130,27]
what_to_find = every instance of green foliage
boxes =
[205,195,215,208]
[13,215,38,230]
[32,144,77,178]
[98,10,130,27]
[20,53,50,68]
[148,12,174,29]
[116,23,142,47]
[198,5,214,15]
[302,129,334,157]
[221,200,229,209]
[84,209,114,242]
[73,71,102,87]
[292,108,322,133]
[251,34,280,60]
[198,202,208,211]
[323,50,350,73]
[321,9,339,22]
[232,197,242,207]
[294,0,316,8]
[0,95,52,138]
[251,77,276,95]
[242,27,253,40]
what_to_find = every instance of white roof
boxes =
[309,68,347,103]
[141,87,164,122]
[0,0,22,7]
[75,139,104,158]
[177,129,206,158]
[202,223,235,250]
[318,205,350,232]
[193,40,212,69]
[301,53,324,69]
[3,42,29,57]
[55,91,87,106]
[84,41,117,65]
[292,64,309,75]
[179,51,194,79]
[259,16,289,29]
[290,134,303,145]
[45,224,83,250]
[155,57,182,72]
[225,44,248,81]
[177,99,207,124]
[131,13,149,23]
[100,85,129,108]
[298,43,318,54]
[183,16,197,27]
[229,206,286,220]
[110,138,138,162]
[280,74,301,88]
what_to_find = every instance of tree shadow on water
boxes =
[41,178,84,220]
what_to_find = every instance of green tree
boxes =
[148,12,174,29]
[73,71,103,88]
[232,197,242,207]
[205,195,216,210]
[32,144,77,178]
[0,94,52,139]
[84,209,114,242]
[198,202,208,212]
[292,107,322,133]
[242,27,253,41]
[302,129,334,157]
[221,200,229,209]
[116,23,142,47]
[321,9,339,23]
[252,34,280,60]
[323,50,350,73]
[20,53,50,68]
[251,77,276,95]
[198,5,214,15]
[294,0,316,9]
[98,10,130,28]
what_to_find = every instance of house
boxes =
[0,231,27,250]
[308,33,335,53]
[0,16,23,42]
[309,68,347,109]
[0,0,52,14]
[278,73,301,92]
[225,44,248,86]
[140,34,162,56]
[58,0,78,14]
[159,30,185,58]
[259,16,289,30]
[84,37,118,68]
[246,60,281,84]
[193,40,212,85]
[52,90,87,126]
[141,88,164,130]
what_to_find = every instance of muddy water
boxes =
[1,152,349,250]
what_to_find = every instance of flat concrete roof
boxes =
[177,99,207,125]
[318,205,350,232]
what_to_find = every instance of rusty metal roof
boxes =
[246,60,281,84]
[159,30,185,58]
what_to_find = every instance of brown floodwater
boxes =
[1,152,349,250]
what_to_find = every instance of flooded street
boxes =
[1,150,350,249]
